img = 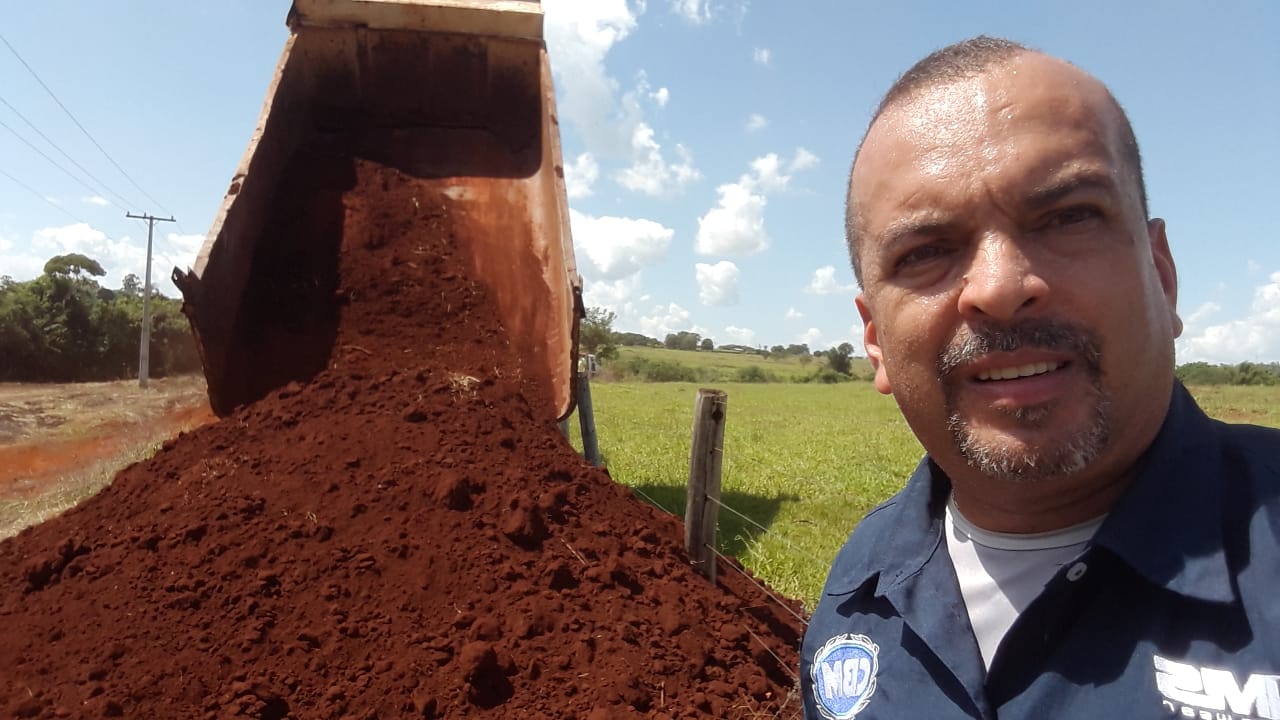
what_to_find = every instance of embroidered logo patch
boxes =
[1154,654,1280,719]
[811,633,880,720]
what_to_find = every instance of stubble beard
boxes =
[939,321,1110,483]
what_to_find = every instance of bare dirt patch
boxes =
[0,376,213,538]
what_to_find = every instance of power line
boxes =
[0,116,122,208]
[0,31,174,218]
[0,92,143,211]
[0,166,87,224]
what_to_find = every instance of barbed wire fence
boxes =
[570,379,814,718]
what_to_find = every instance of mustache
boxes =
[937,320,1103,378]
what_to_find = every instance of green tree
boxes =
[120,273,143,298]
[43,253,106,278]
[664,331,701,351]
[580,306,618,360]
[700,337,714,351]
[615,331,660,347]
[827,342,855,375]
[0,256,201,382]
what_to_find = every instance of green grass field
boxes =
[570,374,1280,611]
[605,345,874,383]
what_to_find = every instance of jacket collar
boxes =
[1092,382,1235,604]
[826,382,1234,605]
[823,456,949,597]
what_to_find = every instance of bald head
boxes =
[845,37,1148,286]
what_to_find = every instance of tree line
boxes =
[579,307,858,379]
[1175,361,1280,386]
[581,307,1280,387]
[0,254,201,382]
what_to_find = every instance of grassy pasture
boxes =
[572,380,1280,610]
[605,346,875,383]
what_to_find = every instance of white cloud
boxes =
[785,306,804,320]
[1180,301,1222,336]
[789,147,820,172]
[799,327,824,348]
[640,302,698,339]
[1247,259,1262,276]
[849,321,867,352]
[542,0,642,155]
[694,148,818,256]
[565,152,600,199]
[613,123,700,195]
[1176,272,1280,363]
[753,48,771,65]
[723,325,755,345]
[81,195,109,207]
[161,232,204,277]
[671,0,712,24]
[543,3,698,197]
[806,265,857,295]
[584,274,646,315]
[695,182,768,255]
[569,208,673,280]
[750,153,791,192]
[745,114,768,132]
[36,224,142,283]
[695,260,740,306]
[0,224,201,297]
[166,232,204,254]
[0,249,43,281]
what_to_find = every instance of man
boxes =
[801,36,1280,720]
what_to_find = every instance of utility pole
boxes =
[126,212,176,388]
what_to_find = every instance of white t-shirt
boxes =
[944,497,1105,670]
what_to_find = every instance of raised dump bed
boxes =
[174,0,582,420]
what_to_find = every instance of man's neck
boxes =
[946,465,1136,534]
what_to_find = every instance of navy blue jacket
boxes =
[801,384,1280,719]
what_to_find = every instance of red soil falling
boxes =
[0,149,804,719]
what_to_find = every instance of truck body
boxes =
[173,0,582,422]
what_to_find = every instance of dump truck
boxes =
[173,0,583,422]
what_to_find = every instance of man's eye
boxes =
[1046,206,1101,228]
[894,244,950,270]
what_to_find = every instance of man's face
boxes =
[851,53,1181,489]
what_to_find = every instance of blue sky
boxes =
[1,1,1277,363]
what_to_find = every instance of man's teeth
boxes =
[976,361,1061,381]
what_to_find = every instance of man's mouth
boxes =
[974,361,1066,381]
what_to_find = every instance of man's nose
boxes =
[956,233,1048,323]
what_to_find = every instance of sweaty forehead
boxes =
[851,53,1121,214]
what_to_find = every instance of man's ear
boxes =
[857,293,892,395]
[1147,218,1183,338]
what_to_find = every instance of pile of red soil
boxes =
[0,150,804,718]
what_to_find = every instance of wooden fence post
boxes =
[576,371,601,467]
[685,388,727,583]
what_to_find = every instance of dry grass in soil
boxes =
[0,375,213,540]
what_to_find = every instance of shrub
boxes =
[811,369,850,384]
[736,365,778,383]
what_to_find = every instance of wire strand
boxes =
[0,92,142,211]
[626,483,679,517]
[0,32,174,218]
[707,493,775,539]
[706,542,809,628]
[0,116,118,207]
[0,166,87,224]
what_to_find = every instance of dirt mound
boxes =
[0,149,803,718]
